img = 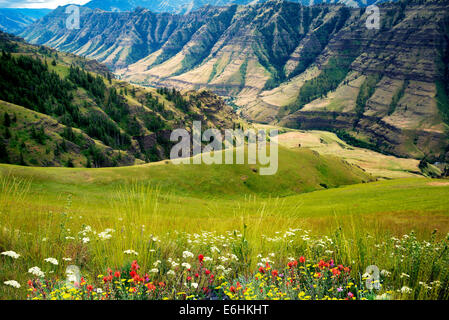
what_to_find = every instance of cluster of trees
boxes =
[156,87,189,112]
[30,126,47,144]
[388,80,408,116]
[0,51,77,121]
[68,66,106,103]
[291,56,353,112]
[334,129,390,156]
[355,73,382,119]
[0,52,135,155]
[142,92,173,120]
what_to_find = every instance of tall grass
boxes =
[1,176,449,299]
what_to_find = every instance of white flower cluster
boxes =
[182,251,194,259]
[4,280,21,288]
[44,257,59,265]
[1,250,20,259]
[400,286,412,294]
[124,249,138,256]
[28,266,45,278]
[98,228,115,240]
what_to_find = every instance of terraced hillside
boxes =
[21,0,449,162]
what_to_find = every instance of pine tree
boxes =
[5,127,11,139]
[0,140,8,163]
[66,158,74,167]
[19,151,26,166]
[4,112,10,127]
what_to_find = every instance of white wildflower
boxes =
[4,280,21,288]
[44,257,58,265]
[400,286,412,294]
[1,251,20,259]
[211,246,220,253]
[182,251,194,259]
[380,270,391,277]
[98,231,113,240]
[153,260,161,267]
[124,249,138,256]
[216,265,226,271]
[28,266,45,278]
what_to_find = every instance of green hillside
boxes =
[0,31,241,168]
[0,145,372,199]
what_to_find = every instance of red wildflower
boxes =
[299,256,305,263]
[187,276,192,281]
[332,268,341,276]
[271,269,279,277]
[131,260,140,270]
[114,271,121,278]
[87,285,93,292]
[205,269,211,275]
[198,254,204,263]
[195,273,199,278]
[318,260,329,269]
[230,286,236,293]
[258,266,265,274]
[146,283,156,291]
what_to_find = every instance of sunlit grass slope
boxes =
[0,146,372,199]
[1,152,449,300]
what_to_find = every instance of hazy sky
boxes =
[0,0,90,9]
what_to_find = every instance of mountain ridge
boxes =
[19,0,449,161]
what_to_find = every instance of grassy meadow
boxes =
[1,141,449,300]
